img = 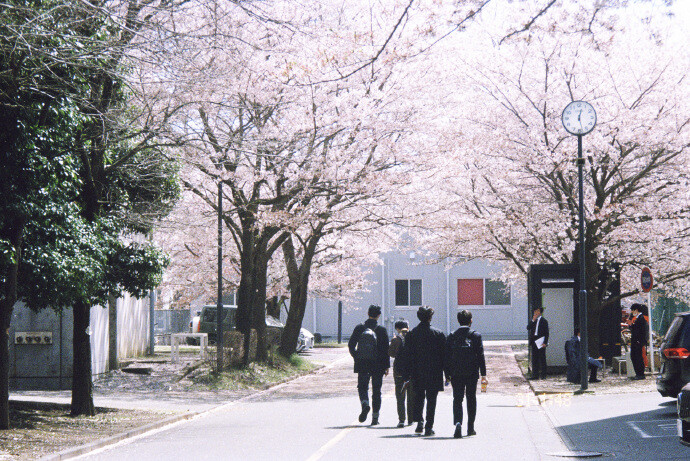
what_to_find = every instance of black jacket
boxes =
[630,314,648,346]
[565,335,580,383]
[445,326,487,380]
[400,322,446,392]
[527,316,549,347]
[348,318,390,374]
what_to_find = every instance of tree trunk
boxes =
[251,253,269,362]
[279,235,316,358]
[0,216,24,429]
[0,325,9,430]
[279,285,308,358]
[266,297,282,319]
[71,300,95,416]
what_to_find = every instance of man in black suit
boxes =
[445,310,488,438]
[565,328,602,383]
[527,307,549,379]
[348,305,390,425]
[400,306,446,436]
[629,303,648,380]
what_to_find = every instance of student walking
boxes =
[445,310,487,438]
[388,320,413,428]
[400,306,446,436]
[348,305,390,425]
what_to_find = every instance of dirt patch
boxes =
[0,401,169,461]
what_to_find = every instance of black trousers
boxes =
[451,377,478,428]
[394,376,414,423]
[413,387,439,429]
[631,342,646,377]
[357,371,384,413]
[531,344,547,378]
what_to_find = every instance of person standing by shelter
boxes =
[445,310,488,438]
[348,305,390,425]
[388,320,413,428]
[526,307,549,379]
[629,303,649,380]
[400,306,446,436]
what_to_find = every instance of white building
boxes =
[305,253,527,341]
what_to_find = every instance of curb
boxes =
[37,354,342,460]
[38,411,200,461]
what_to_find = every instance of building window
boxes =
[457,279,510,306]
[395,279,422,307]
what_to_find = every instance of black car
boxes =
[657,312,690,398]
[678,383,690,445]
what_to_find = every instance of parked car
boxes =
[192,304,314,352]
[678,383,690,445]
[187,310,202,345]
[197,304,237,344]
[657,312,690,397]
[297,328,315,352]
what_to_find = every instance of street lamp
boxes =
[561,100,597,392]
[217,181,224,373]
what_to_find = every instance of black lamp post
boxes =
[562,100,597,392]
[217,181,223,373]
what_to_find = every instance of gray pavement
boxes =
[20,342,686,460]
[68,343,574,460]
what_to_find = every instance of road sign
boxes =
[641,267,654,293]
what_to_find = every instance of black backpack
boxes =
[357,327,378,361]
[450,329,478,378]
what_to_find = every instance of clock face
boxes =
[562,101,597,135]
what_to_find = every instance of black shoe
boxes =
[397,422,405,428]
[371,417,379,426]
[589,378,601,383]
[454,423,462,439]
[415,422,424,433]
[359,404,370,423]
[467,428,476,436]
[635,375,646,380]
[424,428,435,437]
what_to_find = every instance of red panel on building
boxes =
[458,279,483,305]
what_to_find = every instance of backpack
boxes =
[450,329,478,378]
[357,327,378,361]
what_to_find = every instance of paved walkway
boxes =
[15,341,665,460]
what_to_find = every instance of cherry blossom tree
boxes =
[414,1,690,354]
[148,0,601,359]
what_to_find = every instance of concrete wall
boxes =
[9,293,150,390]
[305,255,527,341]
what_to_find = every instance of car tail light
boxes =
[663,348,690,359]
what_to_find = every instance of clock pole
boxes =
[577,133,588,392]
[561,100,596,393]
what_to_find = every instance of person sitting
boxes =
[565,328,602,383]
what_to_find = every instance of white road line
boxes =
[305,390,395,461]
[304,419,360,461]
[627,419,678,438]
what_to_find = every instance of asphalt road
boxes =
[546,391,688,460]
[75,346,570,461]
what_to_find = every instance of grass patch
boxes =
[314,342,347,348]
[188,353,317,391]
